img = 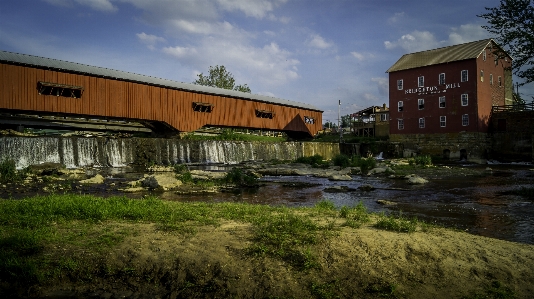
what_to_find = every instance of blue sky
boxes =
[1,0,532,124]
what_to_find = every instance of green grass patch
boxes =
[183,129,286,142]
[374,212,418,233]
[339,202,371,228]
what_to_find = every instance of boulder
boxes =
[324,185,356,193]
[328,174,353,181]
[377,199,397,205]
[28,162,65,176]
[190,170,227,180]
[368,167,394,176]
[80,174,105,184]
[405,174,428,185]
[358,184,376,191]
[142,173,182,190]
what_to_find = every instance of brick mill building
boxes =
[386,39,513,161]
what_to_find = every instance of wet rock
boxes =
[324,185,356,193]
[28,162,65,176]
[377,199,397,205]
[190,170,227,180]
[282,182,321,188]
[368,167,394,176]
[405,174,428,184]
[141,173,182,191]
[80,174,105,184]
[328,174,352,181]
[358,184,376,191]
[350,167,362,174]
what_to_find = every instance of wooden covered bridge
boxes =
[0,51,322,138]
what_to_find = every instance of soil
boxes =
[19,219,534,299]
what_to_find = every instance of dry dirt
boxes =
[32,220,534,299]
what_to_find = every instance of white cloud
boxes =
[384,30,440,53]
[308,34,334,49]
[371,77,388,97]
[350,51,375,61]
[136,32,166,50]
[448,23,491,45]
[216,0,288,19]
[388,12,405,24]
[44,0,117,12]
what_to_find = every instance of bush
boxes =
[350,156,376,174]
[294,154,326,167]
[224,168,258,187]
[332,154,350,168]
[0,159,21,183]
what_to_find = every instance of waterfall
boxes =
[0,136,340,169]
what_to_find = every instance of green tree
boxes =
[478,0,534,86]
[341,115,352,128]
[193,65,251,93]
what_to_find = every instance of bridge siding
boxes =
[0,63,321,136]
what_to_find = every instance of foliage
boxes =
[224,168,258,187]
[173,164,194,183]
[478,0,534,86]
[409,155,433,166]
[182,129,285,142]
[332,154,351,168]
[339,202,371,228]
[341,115,352,128]
[375,212,418,233]
[193,65,251,93]
[350,156,376,174]
[294,154,327,167]
[0,159,27,183]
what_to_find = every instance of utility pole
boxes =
[338,100,342,143]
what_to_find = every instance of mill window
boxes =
[439,96,446,108]
[418,98,425,110]
[397,79,403,90]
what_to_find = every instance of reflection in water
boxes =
[184,165,532,245]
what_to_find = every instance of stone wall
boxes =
[389,132,490,163]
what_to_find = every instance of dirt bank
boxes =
[14,219,534,299]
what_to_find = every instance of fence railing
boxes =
[492,102,534,113]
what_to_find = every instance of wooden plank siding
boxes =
[0,63,322,137]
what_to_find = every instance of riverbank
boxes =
[1,194,533,298]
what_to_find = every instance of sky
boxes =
[1,0,532,124]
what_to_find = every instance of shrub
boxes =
[295,154,325,166]
[224,168,258,187]
[332,154,350,168]
[0,159,21,183]
[350,156,376,174]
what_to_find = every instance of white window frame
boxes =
[397,79,403,90]
[462,114,469,126]
[380,113,388,122]
[461,94,468,106]
[398,119,404,130]
[483,50,487,61]
[439,96,446,108]
[439,73,445,85]
[418,98,424,110]
[398,101,403,112]
[480,70,484,82]
[419,117,425,129]
[440,116,446,127]
[418,76,424,87]
[461,70,468,82]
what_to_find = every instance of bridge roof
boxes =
[0,50,321,112]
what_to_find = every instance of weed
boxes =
[295,154,327,167]
[365,281,398,298]
[0,159,23,183]
[350,156,376,174]
[224,168,258,187]
[332,154,350,168]
[340,202,371,228]
[375,212,418,233]
[315,200,336,211]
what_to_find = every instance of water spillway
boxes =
[0,137,340,169]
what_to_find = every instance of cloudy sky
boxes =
[1,0,532,124]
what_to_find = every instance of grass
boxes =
[374,212,418,233]
[182,129,286,142]
[0,195,431,291]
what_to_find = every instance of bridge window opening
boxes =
[37,81,83,98]
[460,149,468,161]
[443,149,450,160]
[256,109,274,119]
[192,102,213,113]
[304,116,315,124]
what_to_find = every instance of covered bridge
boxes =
[0,51,322,138]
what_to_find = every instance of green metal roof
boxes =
[386,39,510,73]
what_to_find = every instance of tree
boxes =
[478,0,534,86]
[193,65,251,93]
[341,115,352,128]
